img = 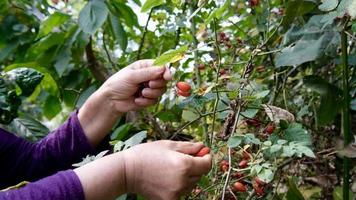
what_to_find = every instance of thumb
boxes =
[170,141,205,155]
[130,66,165,84]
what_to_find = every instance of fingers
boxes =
[129,67,166,84]
[189,155,213,176]
[142,88,166,99]
[168,141,205,155]
[128,59,155,69]
[148,79,167,89]
[163,66,172,81]
[134,98,158,107]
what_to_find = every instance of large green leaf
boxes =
[141,0,164,12]
[284,123,312,146]
[37,12,70,38]
[11,116,49,141]
[332,186,354,200]
[276,34,326,67]
[283,0,316,27]
[286,177,306,200]
[78,0,109,35]
[318,0,338,11]
[153,45,188,66]
[6,68,44,97]
[304,75,342,125]
[109,14,127,52]
[43,95,61,119]
[276,14,340,67]
[4,62,59,97]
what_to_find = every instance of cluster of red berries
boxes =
[219,32,232,49]
[218,149,266,196]
[176,81,191,97]
[249,0,259,7]
[245,118,275,137]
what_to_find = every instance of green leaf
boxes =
[351,98,356,111]
[352,22,356,32]
[283,0,316,26]
[32,32,66,52]
[182,110,198,122]
[318,0,338,11]
[6,68,44,97]
[286,177,306,200]
[38,12,70,38]
[254,90,270,99]
[241,108,258,118]
[304,75,343,125]
[244,133,261,145]
[227,135,243,147]
[122,131,147,150]
[206,0,231,23]
[4,62,59,97]
[284,123,312,146]
[153,45,188,66]
[76,85,98,107]
[109,14,127,52]
[43,95,61,119]
[11,116,49,141]
[296,145,316,158]
[78,0,109,35]
[141,0,164,12]
[333,186,355,200]
[111,123,133,140]
[276,34,326,67]
[258,168,274,183]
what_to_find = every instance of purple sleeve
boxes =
[0,170,85,200]
[0,111,96,189]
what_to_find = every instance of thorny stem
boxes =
[341,21,351,200]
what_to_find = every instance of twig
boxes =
[103,31,116,69]
[137,9,153,60]
[189,2,201,87]
[170,108,230,139]
[210,18,223,146]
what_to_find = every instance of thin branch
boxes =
[210,18,223,146]
[189,2,201,87]
[137,9,153,60]
[103,31,116,69]
[170,108,230,139]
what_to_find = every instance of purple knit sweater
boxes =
[0,112,96,200]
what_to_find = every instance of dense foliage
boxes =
[0,0,355,199]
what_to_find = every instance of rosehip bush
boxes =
[1,0,355,199]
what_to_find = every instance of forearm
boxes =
[78,87,122,147]
[74,152,127,200]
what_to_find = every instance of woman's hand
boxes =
[74,141,212,200]
[99,59,172,114]
[78,59,172,147]
[123,140,212,200]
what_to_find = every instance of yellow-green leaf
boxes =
[153,45,188,66]
[141,0,164,12]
